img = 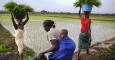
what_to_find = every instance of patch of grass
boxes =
[0,14,115,22]
[0,44,10,53]
[0,23,16,52]
[24,46,36,60]
[100,44,115,60]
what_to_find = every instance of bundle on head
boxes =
[4,2,33,21]
[13,5,26,20]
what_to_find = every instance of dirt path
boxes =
[73,37,115,60]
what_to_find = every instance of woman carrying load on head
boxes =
[77,3,92,60]
[11,12,29,60]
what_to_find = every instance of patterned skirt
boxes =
[78,31,90,49]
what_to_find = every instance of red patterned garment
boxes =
[80,17,91,33]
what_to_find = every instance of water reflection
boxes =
[1,20,115,54]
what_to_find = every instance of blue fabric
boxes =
[49,36,76,60]
[82,3,93,12]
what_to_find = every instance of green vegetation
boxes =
[24,46,36,60]
[100,44,115,60]
[0,44,11,53]
[74,0,101,7]
[4,2,17,12]
[4,1,33,20]
[0,23,16,53]
[4,2,33,12]
[0,14,115,22]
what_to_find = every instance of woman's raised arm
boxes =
[23,12,29,25]
[11,13,17,29]
[79,5,82,17]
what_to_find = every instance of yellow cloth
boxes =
[15,29,24,54]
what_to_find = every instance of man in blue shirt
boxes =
[49,29,76,60]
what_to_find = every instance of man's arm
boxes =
[11,13,17,29]
[42,39,58,54]
[23,12,29,25]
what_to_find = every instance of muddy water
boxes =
[1,20,115,54]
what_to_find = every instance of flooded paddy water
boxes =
[1,16,115,54]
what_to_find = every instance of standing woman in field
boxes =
[77,4,92,60]
[11,13,29,60]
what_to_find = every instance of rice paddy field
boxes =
[0,14,115,54]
